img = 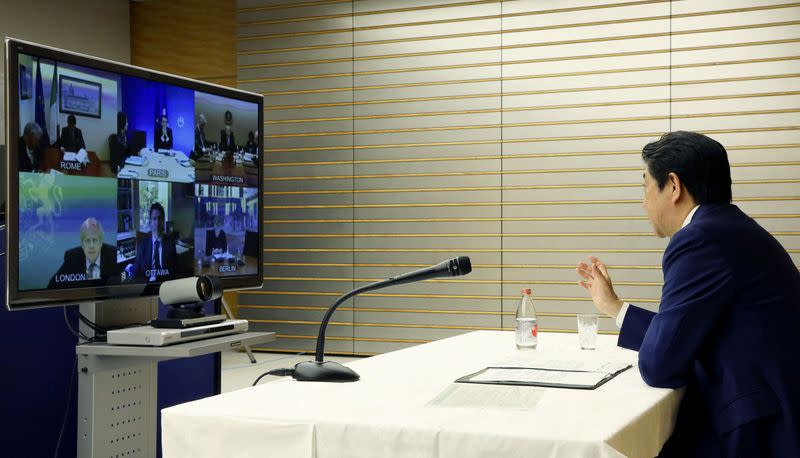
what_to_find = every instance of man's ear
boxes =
[668,172,682,204]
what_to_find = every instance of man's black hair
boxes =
[642,131,732,204]
[149,202,165,219]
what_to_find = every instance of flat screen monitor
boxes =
[4,38,263,309]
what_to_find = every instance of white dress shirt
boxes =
[150,234,164,282]
[616,205,700,327]
[26,146,35,168]
[85,256,102,280]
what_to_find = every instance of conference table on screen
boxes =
[42,147,105,176]
[162,331,684,458]
[117,148,195,183]
[194,151,258,187]
[196,255,258,276]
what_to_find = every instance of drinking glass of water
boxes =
[577,314,599,350]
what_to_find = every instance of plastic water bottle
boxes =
[515,288,538,350]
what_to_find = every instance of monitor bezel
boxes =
[4,37,264,310]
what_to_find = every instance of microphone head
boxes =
[449,256,472,276]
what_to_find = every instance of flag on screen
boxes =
[154,84,166,135]
[48,62,59,145]
[34,58,51,147]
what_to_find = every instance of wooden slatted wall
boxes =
[236,0,800,356]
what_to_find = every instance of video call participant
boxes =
[109,111,131,172]
[205,215,227,256]
[244,130,259,166]
[244,130,258,154]
[48,218,119,288]
[220,123,235,153]
[154,115,173,151]
[59,114,86,152]
[127,202,177,282]
[18,121,44,172]
[193,113,208,159]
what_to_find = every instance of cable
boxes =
[252,368,295,386]
[63,306,92,342]
[74,309,108,334]
[248,351,307,385]
[53,355,77,458]
[72,307,147,333]
[122,321,149,328]
[224,351,306,372]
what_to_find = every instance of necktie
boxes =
[87,262,98,280]
[153,240,161,270]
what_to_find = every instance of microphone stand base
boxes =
[292,361,360,382]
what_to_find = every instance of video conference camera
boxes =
[158,275,223,320]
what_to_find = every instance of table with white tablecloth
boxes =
[118,149,195,183]
[162,331,684,458]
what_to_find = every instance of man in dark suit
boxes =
[576,131,800,457]
[219,123,235,153]
[59,114,86,152]
[244,130,258,156]
[205,215,227,256]
[192,114,209,160]
[109,111,130,173]
[154,115,173,151]
[127,202,177,282]
[48,218,119,288]
[18,121,44,172]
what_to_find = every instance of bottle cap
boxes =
[521,288,532,295]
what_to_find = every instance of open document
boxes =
[456,360,632,390]
[63,148,89,164]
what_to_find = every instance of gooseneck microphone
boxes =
[291,256,472,382]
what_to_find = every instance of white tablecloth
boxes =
[162,331,683,458]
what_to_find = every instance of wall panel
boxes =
[239,0,800,355]
[240,0,355,354]
[131,0,236,87]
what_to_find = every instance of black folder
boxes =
[455,364,632,390]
